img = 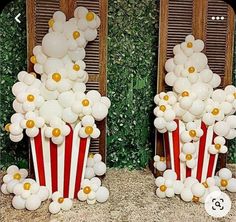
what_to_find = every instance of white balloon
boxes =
[84,167,95,179]
[212,89,226,103]
[191,82,210,100]
[58,91,75,108]
[62,107,78,123]
[189,100,205,116]
[163,109,176,121]
[42,32,68,58]
[199,69,213,83]
[92,102,108,121]
[61,198,73,211]
[39,100,63,124]
[12,195,26,209]
[189,53,207,71]
[53,11,66,22]
[40,85,59,100]
[68,48,86,61]
[227,178,236,192]
[214,121,230,137]
[218,168,232,180]
[163,169,177,181]
[165,58,175,72]
[1,183,10,195]
[25,195,42,211]
[173,78,191,94]
[180,188,193,202]
[165,72,177,86]
[173,180,184,194]
[191,183,205,197]
[96,187,109,203]
[154,117,166,130]
[94,162,106,176]
[166,121,177,131]
[43,58,64,75]
[49,201,61,214]
[38,186,49,201]
[12,82,27,96]
[10,133,23,142]
[226,115,236,129]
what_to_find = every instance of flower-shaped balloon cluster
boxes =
[77,177,109,204]
[84,153,107,179]
[6,7,110,145]
[153,35,236,170]
[155,168,235,204]
[153,155,167,172]
[1,165,50,211]
[49,191,73,214]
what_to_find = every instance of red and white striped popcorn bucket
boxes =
[164,119,218,182]
[30,123,90,198]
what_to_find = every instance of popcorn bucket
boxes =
[164,119,218,182]
[30,123,90,198]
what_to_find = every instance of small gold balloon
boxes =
[220,179,228,187]
[4,123,11,132]
[52,128,61,137]
[73,64,80,71]
[163,95,169,101]
[73,31,80,40]
[58,197,64,203]
[13,173,21,180]
[187,42,193,48]
[82,99,90,107]
[192,195,199,202]
[159,105,166,112]
[86,12,94,21]
[160,157,166,162]
[83,186,91,194]
[52,73,61,82]
[214,143,221,150]
[202,182,208,188]
[160,185,167,192]
[234,92,236,99]
[88,153,94,158]
[48,18,54,28]
[85,126,93,135]
[181,91,189,97]
[27,94,35,102]
[185,154,192,160]
[188,66,195,73]
[30,56,37,64]
[211,108,219,116]
[26,120,35,128]
[23,182,31,190]
[189,130,196,138]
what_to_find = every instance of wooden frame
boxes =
[154,0,235,176]
[26,0,108,175]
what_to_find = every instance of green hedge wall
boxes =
[0,0,235,169]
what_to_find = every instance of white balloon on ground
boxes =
[42,32,68,58]
[96,187,109,203]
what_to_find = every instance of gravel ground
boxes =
[0,165,235,222]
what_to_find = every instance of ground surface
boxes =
[0,166,236,222]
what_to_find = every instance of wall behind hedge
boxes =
[0,0,235,169]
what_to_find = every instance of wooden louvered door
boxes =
[154,0,235,175]
[26,0,108,174]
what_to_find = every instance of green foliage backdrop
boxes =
[0,0,235,169]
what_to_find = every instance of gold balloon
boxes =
[73,64,80,71]
[48,18,54,28]
[185,154,192,160]
[159,105,166,112]
[85,126,93,135]
[57,197,64,203]
[52,128,61,137]
[220,179,228,187]
[189,130,197,138]
[27,94,35,102]
[23,182,31,190]
[30,56,37,64]
[13,173,21,180]
[187,42,193,48]
[26,120,35,128]
[73,31,80,40]
[188,66,195,74]
[211,108,219,116]
[160,185,167,192]
[83,186,91,194]
[86,12,95,21]
[82,99,90,107]
[181,91,189,97]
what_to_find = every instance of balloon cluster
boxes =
[154,35,236,169]
[1,165,49,211]
[79,153,109,204]
[6,7,111,145]
[155,168,236,203]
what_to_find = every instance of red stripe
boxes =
[50,140,58,193]
[33,130,46,185]
[63,125,73,198]
[207,133,217,178]
[164,133,171,169]
[172,120,180,180]
[74,138,87,198]
[186,167,191,178]
[196,122,207,182]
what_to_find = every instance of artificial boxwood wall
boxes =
[0,0,235,169]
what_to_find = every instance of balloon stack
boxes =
[2,7,110,213]
[153,35,236,202]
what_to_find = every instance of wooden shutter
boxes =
[26,0,108,174]
[154,0,235,175]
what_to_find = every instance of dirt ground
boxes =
[0,165,235,222]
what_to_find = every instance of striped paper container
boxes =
[30,123,90,198]
[164,119,218,182]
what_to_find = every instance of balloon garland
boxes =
[153,35,236,202]
[2,7,110,213]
